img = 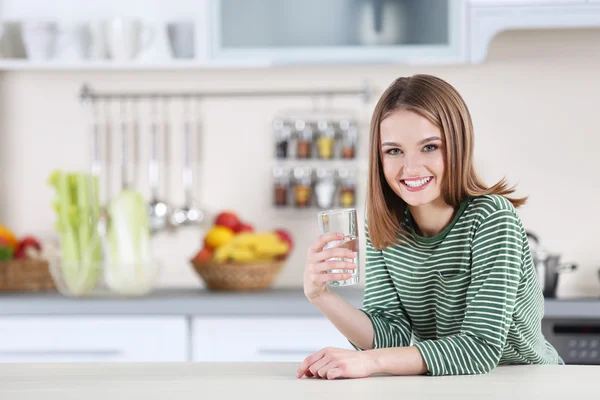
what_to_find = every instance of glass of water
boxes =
[317,208,359,287]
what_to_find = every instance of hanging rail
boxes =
[79,82,374,104]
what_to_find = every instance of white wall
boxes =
[1,28,599,298]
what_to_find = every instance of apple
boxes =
[234,222,254,234]
[193,247,213,263]
[14,236,42,259]
[274,229,293,252]
[214,211,240,231]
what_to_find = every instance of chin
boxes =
[395,186,442,208]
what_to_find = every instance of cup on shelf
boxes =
[105,17,155,60]
[54,22,91,61]
[21,20,58,60]
[167,21,195,59]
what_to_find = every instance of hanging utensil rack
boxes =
[79,82,374,103]
[78,82,373,233]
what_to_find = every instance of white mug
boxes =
[106,17,154,60]
[137,21,172,61]
[22,21,58,60]
[54,22,90,60]
[167,21,194,59]
[88,21,108,60]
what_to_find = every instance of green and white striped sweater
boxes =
[356,194,562,376]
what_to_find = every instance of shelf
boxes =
[0,59,275,71]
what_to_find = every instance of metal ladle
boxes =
[148,98,170,234]
[170,97,204,227]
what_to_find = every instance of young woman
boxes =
[297,74,562,380]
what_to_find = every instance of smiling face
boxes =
[380,108,445,208]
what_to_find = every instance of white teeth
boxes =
[403,177,431,188]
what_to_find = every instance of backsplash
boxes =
[1,29,600,298]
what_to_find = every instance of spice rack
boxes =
[272,114,360,211]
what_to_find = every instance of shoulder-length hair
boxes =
[367,74,527,249]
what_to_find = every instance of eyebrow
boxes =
[381,136,441,147]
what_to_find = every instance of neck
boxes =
[408,197,457,238]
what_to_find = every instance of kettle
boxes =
[527,231,577,298]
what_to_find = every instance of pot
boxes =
[527,231,577,298]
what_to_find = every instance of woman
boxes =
[297,74,562,379]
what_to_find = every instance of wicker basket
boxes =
[190,257,286,291]
[0,259,56,292]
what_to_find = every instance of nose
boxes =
[403,152,424,176]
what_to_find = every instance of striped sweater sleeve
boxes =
[350,225,412,350]
[414,210,523,375]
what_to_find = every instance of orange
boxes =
[0,225,18,250]
[204,226,235,249]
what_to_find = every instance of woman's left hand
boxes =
[296,347,378,380]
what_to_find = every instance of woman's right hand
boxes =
[304,232,357,301]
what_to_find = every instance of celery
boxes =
[48,170,102,295]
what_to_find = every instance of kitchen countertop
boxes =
[0,288,598,318]
[0,363,598,400]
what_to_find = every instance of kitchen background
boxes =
[2,29,599,297]
[0,0,599,365]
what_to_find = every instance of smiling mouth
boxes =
[401,177,432,189]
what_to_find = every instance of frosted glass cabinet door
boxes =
[209,0,467,65]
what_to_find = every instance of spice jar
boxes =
[295,120,313,159]
[274,119,291,159]
[338,168,356,208]
[316,120,335,160]
[314,168,336,209]
[339,119,357,159]
[293,166,313,208]
[273,167,290,207]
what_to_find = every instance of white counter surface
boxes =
[0,362,598,400]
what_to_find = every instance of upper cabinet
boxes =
[208,0,466,65]
[0,0,599,69]
[469,0,600,62]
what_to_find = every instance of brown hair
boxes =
[367,74,527,249]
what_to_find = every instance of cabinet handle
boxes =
[0,349,123,357]
[256,348,320,356]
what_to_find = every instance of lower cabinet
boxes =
[0,316,188,363]
[191,317,355,362]
[0,315,354,363]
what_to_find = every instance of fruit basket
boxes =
[0,228,55,292]
[0,258,56,292]
[190,257,286,291]
[190,211,293,292]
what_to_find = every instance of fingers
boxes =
[312,247,356,263]
[309,232,345,253]
[308,356,332,379]
[312,272,354,285]
[297,349,325,378]
[311,259,356,273]
[326,368,342,380]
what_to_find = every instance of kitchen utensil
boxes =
[527,231,577,298]
[170,98,204,227]
[89,99,109,240]
[148,99,170,233]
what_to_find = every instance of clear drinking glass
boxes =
[317,208,360,286]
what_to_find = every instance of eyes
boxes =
[384,144,439,156]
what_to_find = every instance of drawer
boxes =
[192,317,354,362]
[0,316,188,363]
